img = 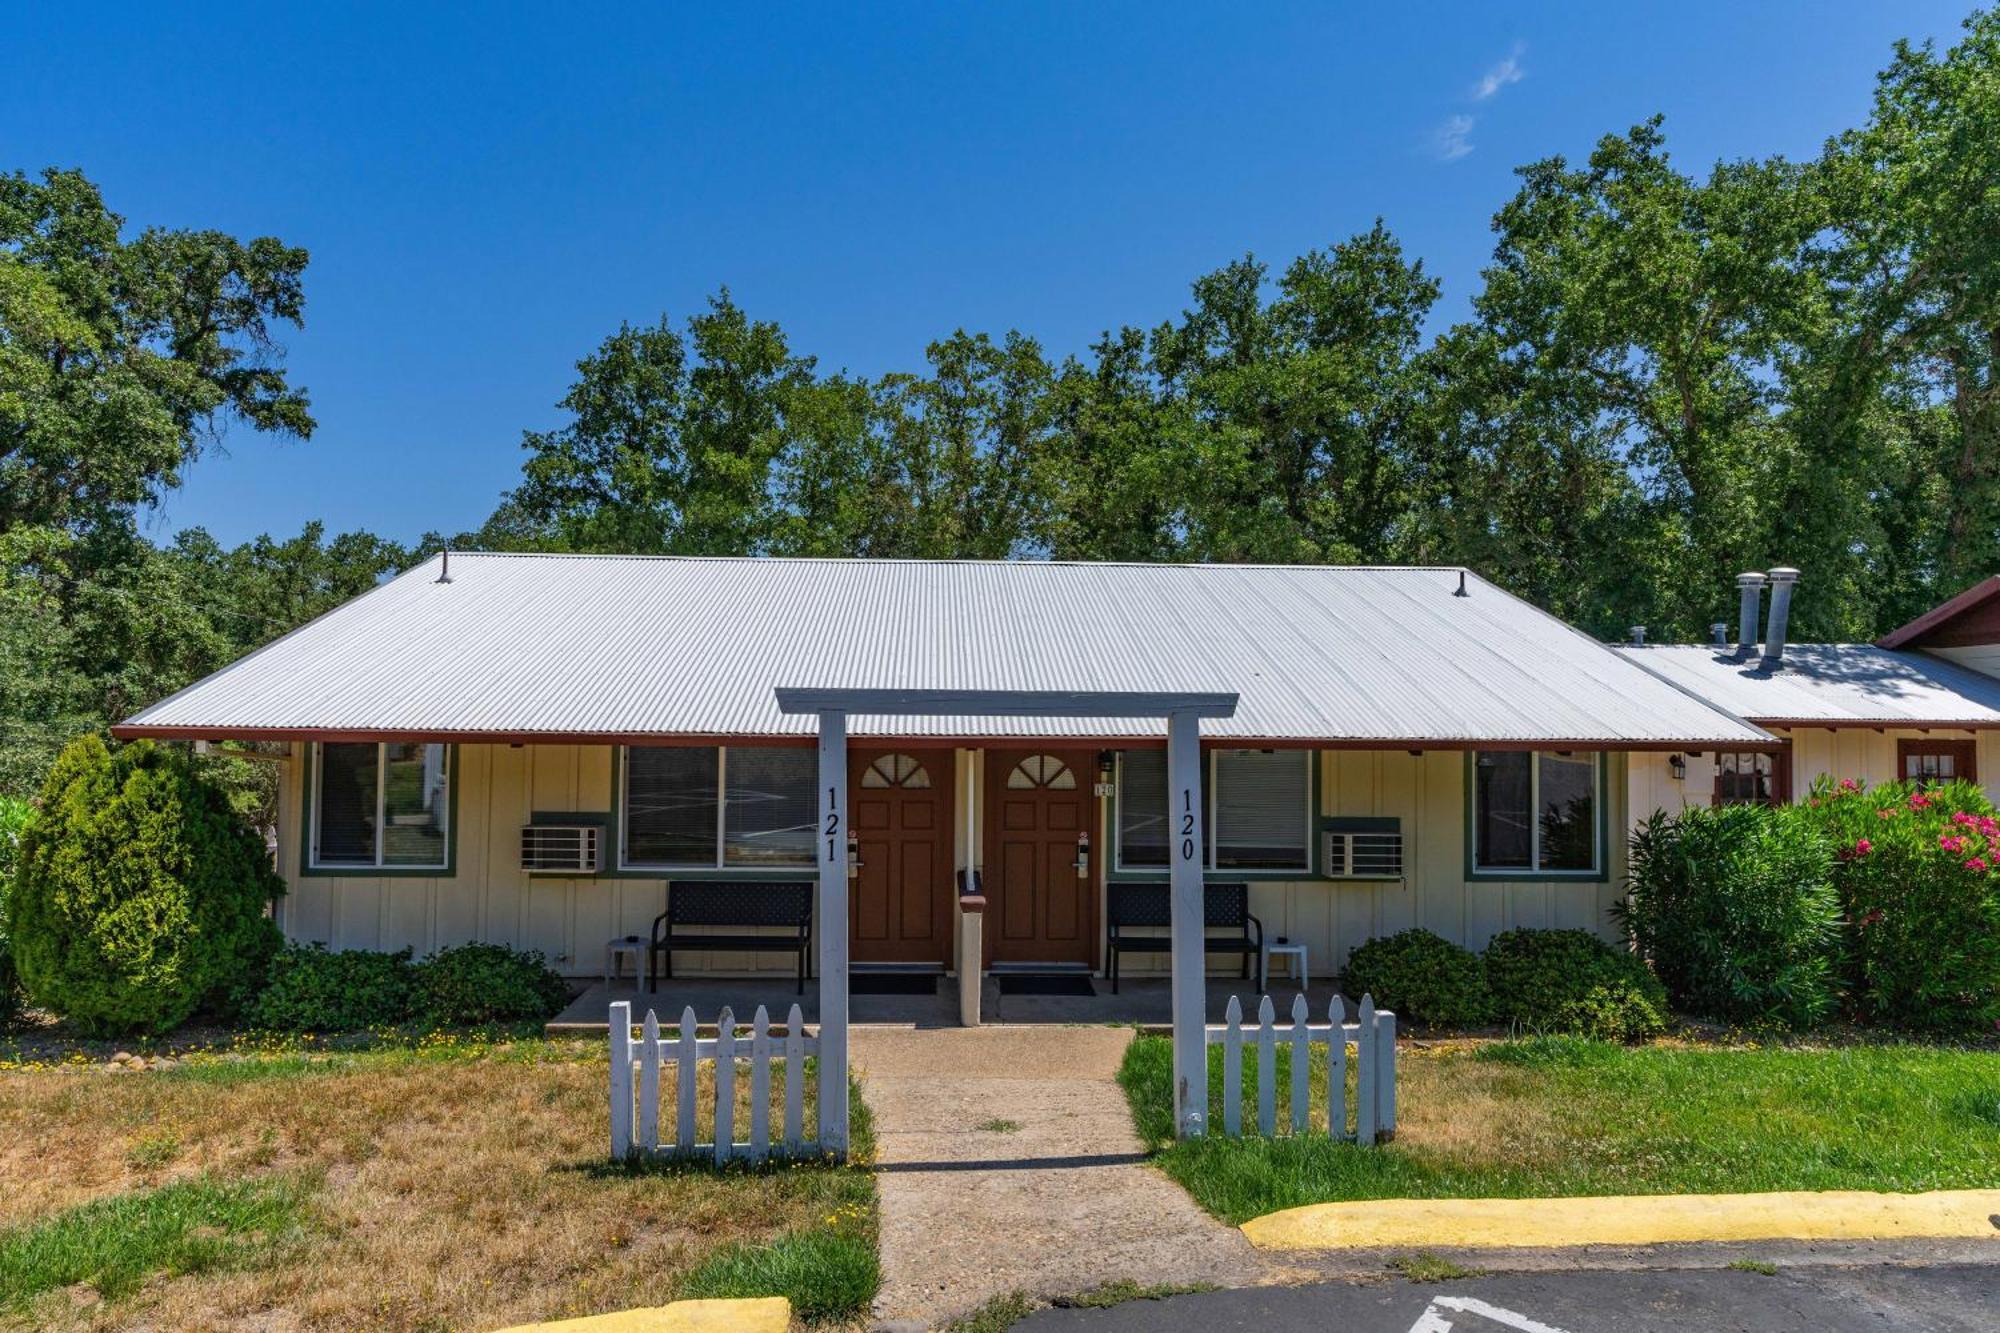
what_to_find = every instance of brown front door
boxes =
[849,750,954,964]
[986,749,1097,966]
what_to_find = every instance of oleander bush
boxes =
[1483,927,1669,1041]
[1795,777,2000,1031]
[1341,927,1492,1027]
[9,737,282,1036]
[414,942,569,1025]
[243,941,419,1031]
[1621,802,1841,1030]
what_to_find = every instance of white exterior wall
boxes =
[1103,749,1631,978]
[1932,643,2000,680]
[1627,727,2000,824]
[279,742,1633,978]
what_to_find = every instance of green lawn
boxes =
[1119,1034,2000,1225]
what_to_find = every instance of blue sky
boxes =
[4,2,1976,547]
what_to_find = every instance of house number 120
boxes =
[1180,789,1196,862]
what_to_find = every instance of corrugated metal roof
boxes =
[1615,643,2000,726]
[119,554,1772,746]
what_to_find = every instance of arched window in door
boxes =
[861,753,932,789]
[1006,754,1077,790]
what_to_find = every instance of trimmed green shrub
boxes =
[243,942,418,1032]
[414,943,569,1025]
[10,737,282,1036]
[1620,803,1840,1029]
[1796,777,2000,1031]
[1341,927,1491,1027]
[0,795,31,1022]
[1483,927,1668,1041]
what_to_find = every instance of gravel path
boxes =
[852,1026,1274,1329]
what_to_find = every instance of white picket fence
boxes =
[1204,992,1396,1143]
[608,1000,820,1162]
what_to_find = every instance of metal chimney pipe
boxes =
[1710,622,1729,647]
[1735,573,1767,659]
[1628,626,1646,646]
[1763,567,1800,667]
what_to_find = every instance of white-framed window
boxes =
[1471,750,1600,874]
[620,745,816,870]
[310,742,451,870]
[1114,748,1314,873]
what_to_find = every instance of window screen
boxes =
[1212,749,1310,870]
[723,747,816,866]
[624,747,720,866]
[315,742,379,866]
[1473,751,1533,869]
[1116,750,1169,868]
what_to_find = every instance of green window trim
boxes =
[299,742,459,879]
[1461,750,1610,883]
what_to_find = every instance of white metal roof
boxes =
[118,554,1772,747]
[1614,643,2000,727]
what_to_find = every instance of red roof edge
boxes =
[1876,575,2000,649]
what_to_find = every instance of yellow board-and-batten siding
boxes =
[1628,727,2000,818]
[278,742,1630,977]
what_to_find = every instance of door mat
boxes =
[850,973,940,996]
[996,973,1096,997]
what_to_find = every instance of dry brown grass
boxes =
[0,1042,865,1331]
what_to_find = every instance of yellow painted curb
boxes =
[1241,1189,2000,1250]
[490,1296,792,1333]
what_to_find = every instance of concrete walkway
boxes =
[852,1026,1273,1329]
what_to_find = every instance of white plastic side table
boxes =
[1261,942,1308,991]
[605,935,645,987]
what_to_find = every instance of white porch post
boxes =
[816,709,850,1154]
[1167,707,1207,1137]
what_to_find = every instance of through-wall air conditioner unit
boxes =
[1322,817,1404,880]
[521,824,603,875]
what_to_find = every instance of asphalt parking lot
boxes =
[1017,1262,2000,1332]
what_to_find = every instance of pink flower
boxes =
[1858,908,1885,929]
[1968,857,1991,873]
[1981,817,2000,838]
[1877,808,1896,819]
[1952,812,1978,827]
[1839,779,1860,792]
[1940,834,1969,854]
[1909,792,1932,809]
[1853,839,1873,856]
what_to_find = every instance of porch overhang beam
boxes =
[773,688,1239,719]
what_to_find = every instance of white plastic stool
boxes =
[1261,941,1308,991]
[605,935,645,987]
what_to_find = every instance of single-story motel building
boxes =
[111,555,2000,1011]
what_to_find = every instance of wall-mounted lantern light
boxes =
[1668,754,1687,782]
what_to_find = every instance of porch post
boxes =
[816,709,850,1154]
[1167,707,1207,1137]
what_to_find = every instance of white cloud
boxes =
[1434,113,1475,162]
[1473,45,1526,101]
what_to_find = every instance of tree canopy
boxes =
[4,7,2000,800]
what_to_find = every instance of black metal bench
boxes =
[649,881,814,996]
[1104,881,1262,993]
